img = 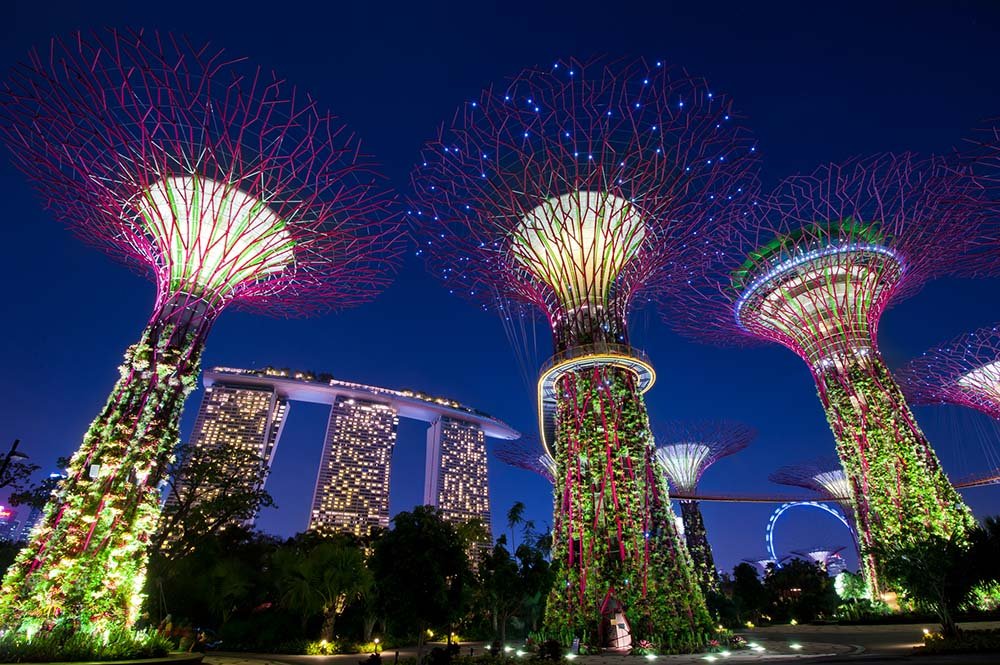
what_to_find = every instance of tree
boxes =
[273,536,372,641]
[506,502,525,550]
[478,541,522,642]
[370,507,469,662]
[7,457,60,509]
[763,559,838,623]
[730,563,766,624]
[869,522,1000,638]
[515,531,554,633]
[152,442,275,560]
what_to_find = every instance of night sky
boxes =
[3,0,999,575]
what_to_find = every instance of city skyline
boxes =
[2,0,999,581]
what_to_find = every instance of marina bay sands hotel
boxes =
[188,367,519,538]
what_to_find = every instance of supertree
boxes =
[769,457,854,520]
[741,557,777,576]
[0,29,399,633]
[901,324,1000,421]
[654,420,755,594]
[411,57,758,646]
[791,546,847,574]
[668,153,985,596]
[495,438,556,483]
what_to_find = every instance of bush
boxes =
[0,625,171,663]
[921,629,1000,654]
[535,639,562,662]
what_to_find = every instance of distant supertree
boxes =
[495,439,556,483]
[769,457,853,515]
[741,557,777,576]
[655,420,755,594]
[791,546,847,574]
[669,153,985,595]
[0,30,399,632]
[901,324,1000,421]
[412,57,758,644]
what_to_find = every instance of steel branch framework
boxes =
[655,420,754,593]
[0,29,400,633]
[412,56,758,647]
[669,153,988,596]
[901,323,1000,420]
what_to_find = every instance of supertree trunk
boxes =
[678,500,718,594]
[815,354,976,596]
[0,296,213,633]
[544,365,711,647]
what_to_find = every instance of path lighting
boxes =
[790,644,802,650]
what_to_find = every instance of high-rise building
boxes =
[170,382,289,524]
[309,397,399,538]
[0,506,19,542]
[193,367,518,538]
[424,416,490,530]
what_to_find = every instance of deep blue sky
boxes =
[2,0,999,574]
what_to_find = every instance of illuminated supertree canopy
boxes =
[902,324,1000,422]
[669,153,986,596]
[412,56,758,646]
[655,420,754,593]
[0,29,400,633]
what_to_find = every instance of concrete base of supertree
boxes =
[543,365,711,650]
[0,299,212,634]
[817,354,977,596]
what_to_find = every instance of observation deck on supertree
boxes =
[655,420,755,594]
[411,57,758,645]
[901,324,1000,421]
[0,29,400,633]
[668,153,987,596]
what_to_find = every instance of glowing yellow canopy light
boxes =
[511,191,645,310]
[136,175,295,296]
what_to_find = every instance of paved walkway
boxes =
[204,622,1000,665]
[207,637,850,665]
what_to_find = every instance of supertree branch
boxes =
[654,420,754,594]
[412,57,756,648]
[900,323,1000,420]
[0,29,400,634]
[495,439,555,483]
[668,153,987,597]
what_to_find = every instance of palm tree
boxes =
[506,502,526,550]
[274,539,372,641]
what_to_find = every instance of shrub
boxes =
[921,629,1000,654]
[0,625,171,663]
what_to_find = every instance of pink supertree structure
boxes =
[411,57,758,646]
[901,323,1000,420]
[0,29,400,633]
[655,420,755,593]
[668,153,985,596]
